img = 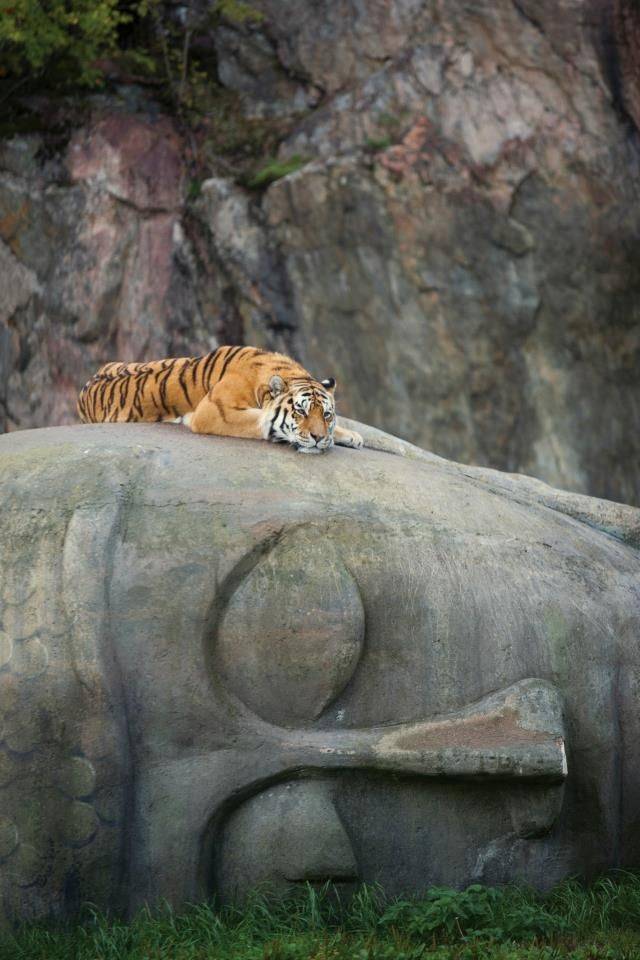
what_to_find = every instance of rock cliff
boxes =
[1,0,640,503]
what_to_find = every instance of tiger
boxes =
[77,345,364,454]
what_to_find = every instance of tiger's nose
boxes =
[310,432,323,442]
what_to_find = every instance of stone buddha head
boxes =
[0,423,638,922]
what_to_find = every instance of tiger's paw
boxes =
[336,429,364,449]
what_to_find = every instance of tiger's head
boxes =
[260,375,336,453]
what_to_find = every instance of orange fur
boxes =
[77,346,363,453]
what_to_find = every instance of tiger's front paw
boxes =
[335,428,364,449]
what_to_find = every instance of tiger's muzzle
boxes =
[294,411,335,453]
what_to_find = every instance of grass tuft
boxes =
[2,873,640,959]
[244,154,310,189]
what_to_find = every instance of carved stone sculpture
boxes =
[0,422,639,924]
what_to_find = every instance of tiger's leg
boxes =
[185,377,267,440]
[333,424,364,449]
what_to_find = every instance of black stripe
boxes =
[105,379,119,418]
[150,374,163,413]
[157,362,176,413]
[91,383,100,421]
[191,355,205,386]
[134,370,151,418]
[178,359,191,406]
[275,405,288,433]
[119,377,129,411]
[101,379,114,420]
[201,350,219,390]
[268,403,281,438]
[132,378,144,418]
[218,346,242,381]
[96,379,107,420]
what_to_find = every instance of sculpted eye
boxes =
[212,534,365,727]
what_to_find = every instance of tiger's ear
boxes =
[321,377,336,393]
[268,375,286,398]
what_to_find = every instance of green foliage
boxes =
[245,154,310,189]
[0,0,266,93]
[376,110,410,130]
[0,0,131,86]
[380,885,565,943]
[365,135,392,152]
[214,0,265,25]
[3,875,640,960]
[0,0,290,186]
[187,177,202,201]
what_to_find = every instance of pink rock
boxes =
[67,115,184,211]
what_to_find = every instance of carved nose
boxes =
[278,679,567,784]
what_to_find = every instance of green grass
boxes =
[2,874,640,959]
[245,155,310,189]
[365,136,392,152]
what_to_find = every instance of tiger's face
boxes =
[262,376,336,453]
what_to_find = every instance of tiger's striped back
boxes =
[77,346,314,424]
[77,344,366,453]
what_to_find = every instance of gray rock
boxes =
[195,0,640,504]
[0,422,639,921]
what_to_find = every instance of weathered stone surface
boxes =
[217,780,358,899]
[2,0,640,503]
[344,417,640,550]
[67,115,184,211]
[214,0,426,117]
[0,421,639,921]
[205,0,640,504]
[0,115,221,435]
